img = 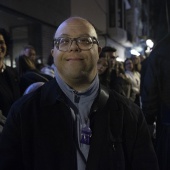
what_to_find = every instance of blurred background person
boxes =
[131,54,142,73]
[100,46,133,100]
[97,48,135,101]
[40,54,55,78]
[0,28,20,135]
[111,61,134,100]
[124,58,141,106]
[141,33,170,170]
[101,46,117,73]
[100,46,118,88]
[16,54,52,95]
[21,45,37,64]
[97,51,110,87]
[21,44,45,71]
[139,54,146,63]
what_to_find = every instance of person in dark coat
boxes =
[141,33,170,170]
[0,17,159,170]
[0,28,20,135]
[16,54,53,95]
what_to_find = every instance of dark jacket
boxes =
[19,69,53,94]
[141,33,170,170]
[0,79,159,170]
[142,34,170,125]
[0,66,20,117]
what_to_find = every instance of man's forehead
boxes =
[55,19,97,37]
[106,51,117,56]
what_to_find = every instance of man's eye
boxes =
[78,38,92,44]
[60,38,70,44]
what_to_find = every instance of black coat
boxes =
[0,66,20,117]
[141,33,170,170]
[19,70,53,94]
[0,79,159,170]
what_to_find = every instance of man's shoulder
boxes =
[109,89,131,104]
[108,89,141,116]
[12,88,42,111]
[13,79,59,110]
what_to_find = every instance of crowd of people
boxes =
[0,30,54,133]
[97,46,142,107]
[0,16,169,170]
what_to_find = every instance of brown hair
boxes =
[16,55,36,76]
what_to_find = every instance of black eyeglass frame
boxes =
[53,36,99,52]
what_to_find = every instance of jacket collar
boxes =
[0,63,6,73]
[40,79,67,106]
[39,78,120,112]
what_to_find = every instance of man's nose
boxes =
[69,40,80,52]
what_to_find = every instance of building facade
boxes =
[0,0,165,65]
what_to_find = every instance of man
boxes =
[101,46,117,71]
[21,44,45,71]
[141,33,170,170]
[0,17,159,170]
[100,46,118,89]
[22,45,37,63]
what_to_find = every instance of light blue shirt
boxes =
[53,65,99,170]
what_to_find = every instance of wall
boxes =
[1,0,138,63]
[71,0,107,33]
[0,0,71,26]
[0,0,70,65]
[42,25,56,63]
[71,0,129,61]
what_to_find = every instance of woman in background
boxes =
[16,54,52,94]
[124,58,141,106]
[97,53,110,87]
[0,28,20,135]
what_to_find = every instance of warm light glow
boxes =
[130,49,140,56]
[146,39,154,48]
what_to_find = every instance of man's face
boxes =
[106,51,117,68]
[24,48,36,62]
[0,34,7,61]
[51,18,101,84]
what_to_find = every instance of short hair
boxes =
[0,28,11,55]
[102,46,117,53]
[99,51,108,58]
[23,45,35,51]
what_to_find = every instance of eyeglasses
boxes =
[54,36,99,52]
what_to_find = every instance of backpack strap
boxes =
[91,85,109,113]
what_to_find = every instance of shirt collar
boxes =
[0,63,6,73]
[53,64,99,104]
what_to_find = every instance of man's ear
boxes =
[51,49,54,56]
[98,46,102,54]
